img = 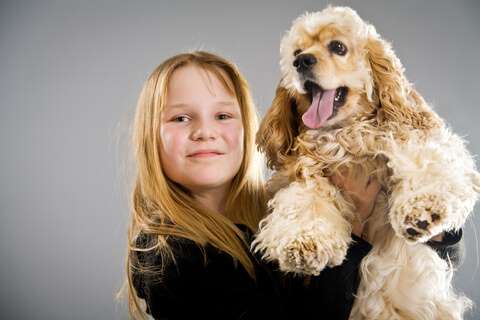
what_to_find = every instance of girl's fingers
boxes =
[329,174,343,188]
[331,173,381,200]
[365,178,381,195]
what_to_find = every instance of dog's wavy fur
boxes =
[252,6,480,320]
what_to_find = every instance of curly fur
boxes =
[252,6,480,320]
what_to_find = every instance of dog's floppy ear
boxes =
[256,84,299,170]
[366,35,441,130]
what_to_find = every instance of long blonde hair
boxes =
[118,51,266,319]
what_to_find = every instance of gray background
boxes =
[1,0,479,319]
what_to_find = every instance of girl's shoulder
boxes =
[134,227,249,273]
[132,231,212,303]
[134,231,208,271]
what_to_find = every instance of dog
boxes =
[251,6,480,320]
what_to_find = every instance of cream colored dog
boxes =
[252,6,480,320]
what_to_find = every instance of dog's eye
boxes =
[328,40,348,56]
[293,49,302,56]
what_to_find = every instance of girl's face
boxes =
[159,64,244,195]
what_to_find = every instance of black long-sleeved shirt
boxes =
[132,224,463,320]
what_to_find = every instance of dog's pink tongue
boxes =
[302,89,336,129]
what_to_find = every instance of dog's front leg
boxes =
[384,129,480,243]
[252,174,353,275]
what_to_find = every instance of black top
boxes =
[132,225,463,320]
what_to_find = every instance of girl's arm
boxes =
[132,236,211,318]
[331,172,465,268]
[269,233,373,320]
[427,229,464,268]
[132,233,287,319]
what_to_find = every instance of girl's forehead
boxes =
[171,64,233,92]
[165,64,238,106]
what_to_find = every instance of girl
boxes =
[122,51,462,319]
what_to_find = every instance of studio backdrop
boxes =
[1,0,479,319]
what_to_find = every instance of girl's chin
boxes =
[185,176,233,191]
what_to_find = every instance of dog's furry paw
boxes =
[395,193,449,243]
[279,232,349,275]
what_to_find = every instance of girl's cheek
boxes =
[159,126,171,154]
[225,122,244,152]
[160,125,185,158]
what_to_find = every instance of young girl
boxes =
[123,51,462,319]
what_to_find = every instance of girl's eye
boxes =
[172,115,190,122]
[217,113,232,120]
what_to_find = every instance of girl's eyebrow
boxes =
[167,100,237,109]
[167,103,191,109]
[214,100,237,107]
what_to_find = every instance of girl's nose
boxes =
[190,119,217,141]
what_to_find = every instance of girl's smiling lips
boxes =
[187,149,225,158]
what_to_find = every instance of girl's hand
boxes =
[430,232,444,242]
[330,171,382,238]
[330,171,445,241]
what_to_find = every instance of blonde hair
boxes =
[117,51,266,319]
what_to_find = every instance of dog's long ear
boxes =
[366,35,441,130]
[256,84,299,170]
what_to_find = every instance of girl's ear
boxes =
[257,84,299,170]
[366,35,441,130]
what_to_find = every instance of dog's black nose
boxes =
[293,54,317,72]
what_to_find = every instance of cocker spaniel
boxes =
[252,6,480,320]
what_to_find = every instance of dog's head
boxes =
[258,6,440,170]
[280,6,374,129]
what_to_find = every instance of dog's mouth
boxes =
[302,80,349,129]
